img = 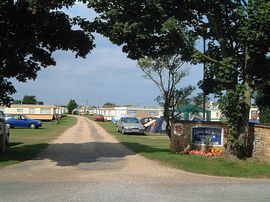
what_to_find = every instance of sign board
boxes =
[192,127,223,146]
[174,123,184,136]
[251,110,259,121]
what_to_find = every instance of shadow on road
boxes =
[34,142,136,167]
[1,141,168,168]
[0,142,49,163]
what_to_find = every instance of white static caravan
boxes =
[3,104,60,120]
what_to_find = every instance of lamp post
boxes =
[201,25,208,121]
[203,36,206,121]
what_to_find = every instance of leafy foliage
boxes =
[0,0,95,105]
[87,0,195,60]
[218,86,247,157]
[12,100,22,104]
[138,54,194,138]
[88,0,270,158]
[256,84,270,123]
[192,93,210,108]
[102,102,117,108]
[22,95,38,104]
[67,99,78,114]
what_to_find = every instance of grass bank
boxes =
[87,116,270,178]
[0,116,76,168]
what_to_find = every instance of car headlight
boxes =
[124,126,131,129]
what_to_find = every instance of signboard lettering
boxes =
[174,123,183,136]
[192,127,223,146]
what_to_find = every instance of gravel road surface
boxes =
[0,116,269,202]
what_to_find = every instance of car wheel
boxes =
[6,124,10,129]
[30,124,36,129]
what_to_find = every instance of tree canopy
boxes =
[192,93,210,108]
[88,0,270,158]
[67,99,78,114]
[22,95,37,104]
[102,102,117,108]
[255,84,270,123]
[138,54,194,139]
[88,0,195,60]
[0,0,95,105]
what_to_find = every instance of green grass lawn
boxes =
[0,116,76,168]
[87,115,270,178]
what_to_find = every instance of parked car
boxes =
[5,114,42,129]
[112,114,129,124]
[95,114,105,122]
[116,117,145,134]
[0,111,10,151]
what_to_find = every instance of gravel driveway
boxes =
[0,116,269,202]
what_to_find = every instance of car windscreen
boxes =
[124,117,139,123]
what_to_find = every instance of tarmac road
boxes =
[0,116,269,202]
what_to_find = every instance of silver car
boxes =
[117,117,145,134]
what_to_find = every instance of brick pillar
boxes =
[170,123,191,152]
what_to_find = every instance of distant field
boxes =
[87,115,270,178]
[0,116,76,168]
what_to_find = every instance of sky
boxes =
[12,2,204,107]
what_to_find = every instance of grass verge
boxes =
[0,116,76,168]
[87,115,270,178]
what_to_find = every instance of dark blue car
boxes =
[5,114,42,129]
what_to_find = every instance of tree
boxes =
[37,101,44,105]
[12,100,22,104]
[102,102,117,108]
[192,93,210,108]
[255,84,270,123]
[88,0,270,158]
[67,99,78,114]
[138,54,194,139]
[0,0,95,105]
[22,95,37,104]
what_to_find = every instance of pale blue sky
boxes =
[12,2,203,106]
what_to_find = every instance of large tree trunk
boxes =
[226,52,255,159]
[238,51,255,158]
[228,83,253,159]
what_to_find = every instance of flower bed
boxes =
[186,147,223,157]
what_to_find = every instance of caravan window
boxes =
[127,110,136,117]
[40,108,51,114]
[17,109,23,113]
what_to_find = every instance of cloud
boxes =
[11,3,203,106]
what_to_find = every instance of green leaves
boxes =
[88,0,195,60]
[218,86,247,152]
[236,0,270,54]
[67,99,78,114]
[0,0,95,105]
[0,76,16,106]
[88,0,269,157]
[138,54,194,137]
[256,83,270,123]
